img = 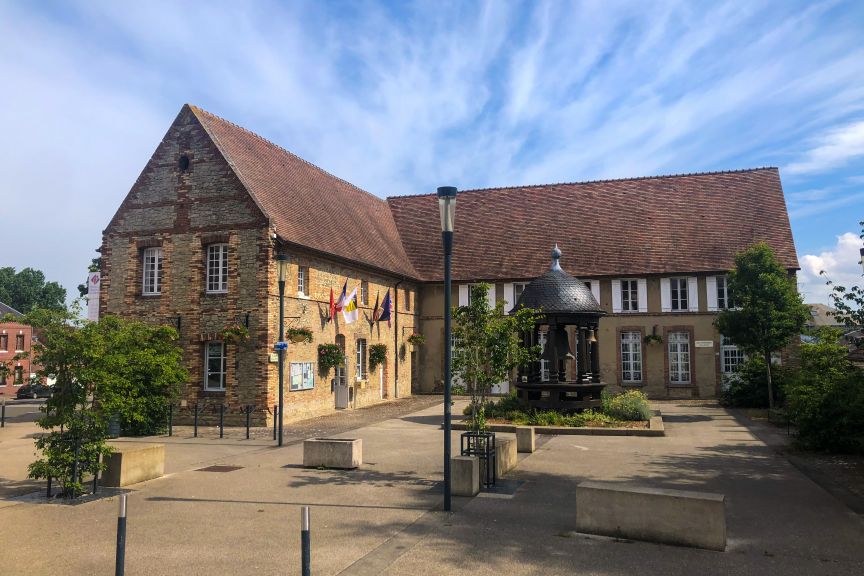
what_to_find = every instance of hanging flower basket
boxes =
[406,333,425,346]
[287,327,313,344]
[644,334,663,345]
[221,323,249,343]
[318,344,344,372]
[369,343,387,369]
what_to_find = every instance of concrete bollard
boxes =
[495,437,518,478]
[515,426,535,453]
[451,456,480,497]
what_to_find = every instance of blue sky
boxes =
[1,0,863,305]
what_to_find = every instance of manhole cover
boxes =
[196,465,243,473]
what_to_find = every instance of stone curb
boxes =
[450,413,664,437]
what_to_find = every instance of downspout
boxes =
[394,279,405,398]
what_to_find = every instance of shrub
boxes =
[784,328,864,453]
[368,344,387,370]
[601,390,652,421]
[720,357,789,408]
[317,344,344,372]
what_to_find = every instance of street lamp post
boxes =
[438,185,457,512]
[277,253,289,447]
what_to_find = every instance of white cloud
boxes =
[785,120,864,175]
[798,232,863,305]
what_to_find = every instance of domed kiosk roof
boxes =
[514,245,605,317]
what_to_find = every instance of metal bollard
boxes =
[168,404,173,437]
[301,506,311,576]
[219,404,224,439]
[273,404,278,441]
[46,475,52,499]
[92,453,100,495]
[115,494,127,576]
[245,405,251,440]
[193,404,199,438]
[1,399,6,427]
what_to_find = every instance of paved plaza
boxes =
[1,398,863,575]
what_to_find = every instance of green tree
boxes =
[26,306,187,497]
[823,221,864,332]
[0,267,66,313]
[452,283,540,431]
[784,327,864,453]
[714,242,810,410]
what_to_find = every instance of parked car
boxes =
[15,383,55,399]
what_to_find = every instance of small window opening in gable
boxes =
[178,155,191,171]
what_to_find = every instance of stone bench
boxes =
[303,438,362,469]
[575,481,726,551]
[451,456,480,496]
[101,442,165,487]
[495,437,517,478]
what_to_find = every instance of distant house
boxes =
[99,104,800,423]
[0,301,37,396]
[805,303,845,330]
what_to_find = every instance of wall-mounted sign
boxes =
[695,340,714,348]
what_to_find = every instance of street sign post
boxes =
[274,341,288,351]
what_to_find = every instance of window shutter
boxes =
[637,278,648,312]
[688,277,699,312]
[487,284,496,309]
[706,276,718,311]
[611,279,622,313]
[660,278,671,312]
[503,283,515,314]
[458,285,469,306]
[590,281,600,305]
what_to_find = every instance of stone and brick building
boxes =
[100,104,799,422]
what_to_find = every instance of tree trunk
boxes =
[764,350,774,411]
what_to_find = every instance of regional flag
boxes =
[372,291,380,322]
[342,287,359,324]
[334,280,347,313]
[378,289,392,327]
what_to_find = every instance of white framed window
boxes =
[297,266,309,295]
[514,282,528,303]
[668,331,691,384]
[621,331,643,383]
[142,247,163,295]
[720,335,745,374]
[15,333,24,352]
[14,365,23,385]
[538,330,550,382]
[206,244,228,293]
[204,342,227,390]
[670,278,688,311]
[290,362,315,391]
[356,338,367,380]
[612,279,647,313]
[360,280,369,305]
[662,277,699,312]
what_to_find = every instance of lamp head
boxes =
[276,253,289,282]
[437,186,458,233]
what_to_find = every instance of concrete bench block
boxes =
[303,438,362,469]
[576,481,726,551]
[102,443,165,487]
[452,456,480,496]
[495,437,517,478]
[515,426,535,453]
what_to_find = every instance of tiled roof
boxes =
[189,105,418,278]
[0,301,23,317]
[387,168,798,281]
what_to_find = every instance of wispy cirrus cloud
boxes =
[0,0,863,303]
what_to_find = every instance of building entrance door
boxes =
[334,335,349,409]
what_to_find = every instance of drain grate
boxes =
[196,465,243,473]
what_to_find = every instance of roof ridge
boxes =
[386,167,778,199]
[187,104,389,206]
